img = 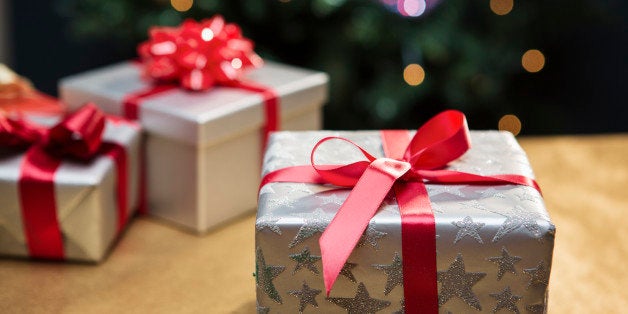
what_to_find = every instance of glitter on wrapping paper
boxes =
[372,252,404,295]
[437,254,486,310]
[316,193,346,205]
[489,286,522,313]
[514,188,541,203]
[487,247,522,280]
[426,184,467,198]
[256,247,286,304]
[458,199,490,211]
[356,222,387,250]
[267,195,297,211]
[256,211,283,235]
[327,282,391,313]
[452,216,485,244]
[289,247,321,275]
[523,261,550,288]
[492,205,546,242]
[392,299,405,314]
[288,281,322,313]
[340,262,358,283]
[289,208,330,248]
[478,187,509,199]
[526,303,546,312]
[256,302,270,314]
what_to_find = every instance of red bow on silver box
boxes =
[0,104,130,259]
[260,110,541,312]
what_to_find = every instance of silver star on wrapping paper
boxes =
[523,261,550,288]
[256,302,270,314]
[492,205,545,243]
[437,254,486,310]
[259,184,276,196]
[487,247,522,280]
[372,252,403,295]
[430,202,445,214]
[525,303,546,313]
[459,200,489,212]
[256,247,286,304]
[392,299,405,314]
[256,212,283,235]
[426,184,467,198]
[267,195,297,211]
[288,281,322,313]
[452,216,485,244]
[356,222,387,250]
[285,183,315,195]
[316,193,346,205]
[340,262,358,283]
[514,188,541,203]
[327,282,391,313]
[478,187,508,199]
[289,208,329,248]
[289,247,321,275]
[489,286,522,313]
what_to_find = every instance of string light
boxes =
[498,114,522,136]
[403,64,425,86]
[171,0,193,12]
[490,0,513,16]
[522,49,545,73]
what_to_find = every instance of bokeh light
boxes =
[398,0,426,17]
[522,49,545,73]
[498,114,522,136]
[490,0,513,16]
[403,64,425,86]
[171,0,193,12]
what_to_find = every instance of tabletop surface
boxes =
[1,134,627,313]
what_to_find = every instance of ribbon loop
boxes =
[45,103,105,160]
[406,110,471,169]
[0,115,43,148]
[310,136,377,187]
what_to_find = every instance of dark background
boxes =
[7,0,628,134]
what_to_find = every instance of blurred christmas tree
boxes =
[54,0,625,133]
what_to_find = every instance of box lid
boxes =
[60,61,329,146]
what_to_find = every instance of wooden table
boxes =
[1,134,627,313]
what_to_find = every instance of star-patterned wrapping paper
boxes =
[255,131,555,313]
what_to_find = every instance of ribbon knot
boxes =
[0,103,105,160]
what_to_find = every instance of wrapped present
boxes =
[0,104,140,262]
[255,111,555,313]
[0,64,66,116]
[59,16,328,233]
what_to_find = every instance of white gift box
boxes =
[0,118,140,262]
[60,61,328,233]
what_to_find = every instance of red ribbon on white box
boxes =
[0,104,132,259]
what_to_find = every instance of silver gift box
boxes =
[256,131,555,313]
[59,61,328,233]
[0,119,141,262]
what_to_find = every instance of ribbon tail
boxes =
[395,181,438,313]
[319,158,409,296]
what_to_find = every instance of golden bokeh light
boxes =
[403,64,425,86]
[171,0,193,12]
[522,49,545,73]
[490,0,513,15]
[498,114,522,136]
